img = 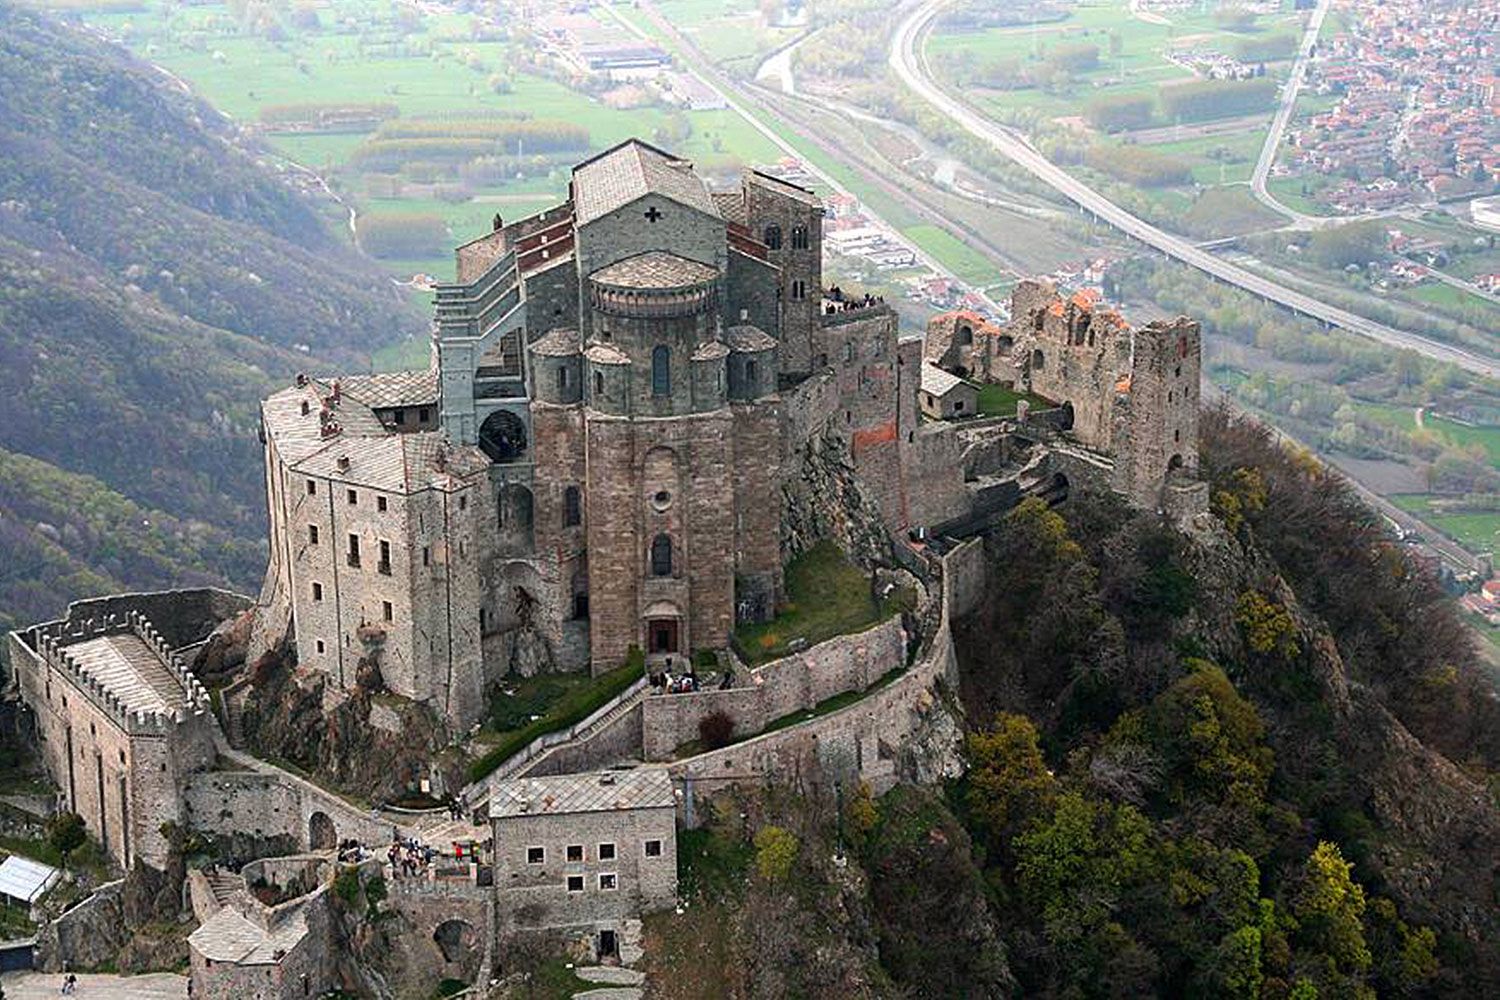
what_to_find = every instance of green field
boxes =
[1391,495,1500,554]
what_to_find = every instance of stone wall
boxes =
[523,701,644,778]
[671,549,964,810]
[181,769,392,853]
[640,615,905,760]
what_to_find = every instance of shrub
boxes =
[1161,78,1277,123]
[699,710,736,750]
[753,825,799,882]
[1085,94,1154,132]
[1235,590,1300,660]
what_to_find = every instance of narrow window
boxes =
[315,639,325,654]
[377,495,388,512]
[791,279,806,301]
[394,409,406,426]
[594,371,605,398]
[556,367,568,394]
[347,534,361,568]
[347,489,357,506]
[745,360,758,391]
[526,846,545,865]
[791,225,809,250]
[573,591,590,619]
[308,525,319,545]
[312,582,323,602]
[650,534,672,577]
[378,540,391,574]
[422,546,431,567]
[644,839,663,858]
[382,601,393,623]
[763,224,782,250]
[564,485,581,527]
[419,407,430,422]
[307,479,317,496]
[567,845,584,862]
[459,495,467,511]
[652,345,671,397]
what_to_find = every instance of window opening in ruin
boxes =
[573,592,589,619]
[652,345,671,396]
[379,540,391,574]
[791,225,809,250]
[763,224,782,249]
[315,640,325,654]
[347,489,358,506]
[651,534,673,576]
[422,546,431,567]
[564,486,582,527]
[384,602,393,623]
[1032,349,1045,370]
[791,280,806,300]
[594,371,605,398]
[526,846,545,864]
[645,839,662,858]
[745,360,758,388]
[957,325,973,346]
[307,479,316,495]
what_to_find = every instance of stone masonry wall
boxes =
[641,614,904,760]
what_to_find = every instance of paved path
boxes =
[1,971,187,999]
[890,0,1500,379]
[1249,0,1332,227]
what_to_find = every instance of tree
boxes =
[965,712,1056,847]
[47,812,86,870]
[698,710,735,750]
[753,825,799,883]
[1292,842,1371,975]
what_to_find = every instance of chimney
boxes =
[337,456,351,473]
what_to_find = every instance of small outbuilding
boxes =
[0,855,60,909]
[919,363,979,420]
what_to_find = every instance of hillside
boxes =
[0,2,423,632]
[638,409,1500,999]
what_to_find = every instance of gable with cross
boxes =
[644,205,663,223]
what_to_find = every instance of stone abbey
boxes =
[6,140,1205,995]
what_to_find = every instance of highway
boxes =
[890,0,1500,381]
[1248,0,1331,226]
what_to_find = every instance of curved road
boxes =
[1249,0,1331,226]
[891,0,1500,380]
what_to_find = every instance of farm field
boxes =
[57,0,790,287]
[1391,495,1500,555]
[927,0,1309,237]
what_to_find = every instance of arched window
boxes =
[650,534,672,576]
[957,324,973,346]
[563,485,581,527]
[1032,349,1045,370]
[791,279,806,301]
[652,345,670,397]
[594,371,605,398]
[745,360,758,392]
[556,366,569,394]
[763,224,782,250]
[791,225,809,250]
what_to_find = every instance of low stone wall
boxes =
[641,615,905,761]
[670,549,963,813]
[34,879,125,972]
[182,769,393,854]
[523,701,644,778]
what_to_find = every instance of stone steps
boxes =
[512,687,647,779]
[571,989,643,1000]
[574,967,645,986]
[206,871,245,906]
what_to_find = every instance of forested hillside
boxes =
[0,2,422,633]
[641,409,1500,999]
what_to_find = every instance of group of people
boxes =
[649,657,701,694]
[336,838,368,864]
[387,835,436,878]
[824,286,884,314]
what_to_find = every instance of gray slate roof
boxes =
[591,250,718,289]
[490,768,674,819]
[63,632,192,716]
[572,140,719,226]
[530,327,583,358]
[921,362,968,398]
[724,324,777,352]
[189,905,309,965]
[318,369,439,410]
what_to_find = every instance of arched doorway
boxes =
[308,811,336,850]
[433,919,478,965]
[478,410,527,463]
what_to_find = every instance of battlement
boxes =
[28,610,212,737]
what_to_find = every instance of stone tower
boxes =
[1112,317,1202,507]
[742,171,823,375]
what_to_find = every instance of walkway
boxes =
[1,972,187,999]
[1248,0,1333,227]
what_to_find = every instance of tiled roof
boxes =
[294,432,487,494]
[317,369,438,410]
[63,632,191,716]
[723,324,777,352]
[490,768,674,819]
[692,340,730,361]
[746,169,821,206]
[920,362,967,398]
[712,190,747,224]
[188,905,309,965]
[590,250,718,289]
[572,140,719,226]
[585,342,632,366]
[530,327,582,357]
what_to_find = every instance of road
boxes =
[1249,0,1331,226]
[891,0,1500,380]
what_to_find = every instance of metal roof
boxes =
[490,768,674,819]
[0,855,60,904]
[572,140,720,227]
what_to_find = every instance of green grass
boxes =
[975,384,1050,417]
[482,672,602,735]
[903,224,1000,285]
[1390,494,1500,553]
[467,659,644,782]
[732,541,896,666]
[677,825,753,901]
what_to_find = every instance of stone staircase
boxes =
[511,685,647,779]
[206,870,245,907]
[572,963,645,999]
